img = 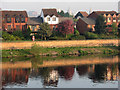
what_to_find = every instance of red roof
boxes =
[42,9,59,17]
[80,11,88,17]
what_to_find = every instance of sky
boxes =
[0,0,119,16]
[1,0,120,2]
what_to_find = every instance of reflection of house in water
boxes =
[58,66,74,80]
[44,70,59,87]
[76,65,89,76]
[89,64,119,83]
[105,64,119,81]
[2,68,30,86]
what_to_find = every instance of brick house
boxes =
[87,11,120,26]
[76,17,95,34]
[1,11,28,32]
[40,9,59,30]
[75,11,88,19]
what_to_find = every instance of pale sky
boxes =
[0,0,119,16]
[1,0,120,2]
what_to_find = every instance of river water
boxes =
[1,55,120,88]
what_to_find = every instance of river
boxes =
[1,55,120,88]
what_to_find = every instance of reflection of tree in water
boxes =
[76,65,89,76]
[31,56,43,69]
[2,68,30,86]
[57,66,75,80]
[89,64,107,83]
[38,67,59,87]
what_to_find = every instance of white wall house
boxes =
[40,9,59,25]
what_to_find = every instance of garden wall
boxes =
[2,39,119,50]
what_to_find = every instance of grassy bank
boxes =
[2,45,119,58]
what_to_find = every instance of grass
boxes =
[2,45,119,58]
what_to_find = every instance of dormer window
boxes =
[15,16,20,23]
[47,17,50,21]
[52,17,56,21]
[107,17,111,22]
[113,17,116,22]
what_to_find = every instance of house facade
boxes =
[1,11,28,32]
[88,11,120,25]
[76,17,95,34]
[40,9,59,30]
[27,17,43,32]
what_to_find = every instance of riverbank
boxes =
[2,39,119,50]
[2,45,119,58]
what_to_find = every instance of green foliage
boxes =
[30,44,45,55]
[58,10,73,17]
[74,30,80,36]
[78,49,88,55]
[112,23,118,35]
[2,31,21,41]
[12,30,25,40]
[70,35,86,40]
[95,15,106,34]
[38,22,52,40]
[22,27,31,40]
[98,34,118,39]
[84,32,99,39]
[49,36,68,40]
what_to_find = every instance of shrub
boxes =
[12,30,24,40]
[84,32,99,39]
[49,36,68,40]
[74,30,80,36]
[70,35,86,40]
[98,34,118,39]
[2,31,21,41]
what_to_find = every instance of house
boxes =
[75,11,88,19]
[27,17,43,32]
[1,10,28,32]
[40,9,59,30]
[87,11,120,26]
[76,17,95,34]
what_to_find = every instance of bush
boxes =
[2,31,21,41]
[70,35,86,40]
[49,36,68,40]
[84,32,99,39]
[12,30,25,40]
[98,34,118,39]
[74,30,80,36]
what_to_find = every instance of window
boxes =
[113,17,116,22]
[107,17,111,22]
[52,17,56,21]
[47,17,50,21]
[7,16,11,23]
[31,26,36,31]
[21,16,25,23]
[118,17,120,22]
[16,25,20,30]
[7,25,11,31]
[15,16,20,23]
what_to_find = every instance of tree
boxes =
[74,29,80,36]
[38,22,52,40]
[95,15,106,34]
[58,10,65,17]
[22,27,31,40]
[57,20,74,37]
[112,23,118,35]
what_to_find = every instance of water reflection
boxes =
[2,63,119,88]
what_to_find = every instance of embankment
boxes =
[2,39,119,50]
